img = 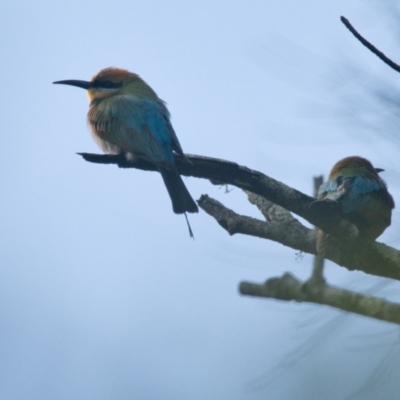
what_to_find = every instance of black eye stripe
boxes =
[92,80,122,89]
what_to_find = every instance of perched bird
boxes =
[317,156,394,257]
[53,67,198,217]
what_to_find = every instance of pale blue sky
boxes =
[1,1,400,399]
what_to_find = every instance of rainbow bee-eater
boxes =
[317,156,394,257]
[53,67,198,217]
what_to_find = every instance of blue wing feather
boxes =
[319,175,387,214]
[107,95,176,164]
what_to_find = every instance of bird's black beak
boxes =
[375,167,385,173]
[53,80,93,90]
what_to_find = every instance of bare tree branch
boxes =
[78,152,400,280]
[240,273,400,326]
[78,152,357,239]
[197,194,400,280]
[198,194,315,253]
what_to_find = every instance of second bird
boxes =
[54,67,198,215]
[317,156,394,258]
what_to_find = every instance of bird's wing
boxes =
[319,176,367,212]
[321,175,390,214]
[349,175,385,197]
[107,95,175,166]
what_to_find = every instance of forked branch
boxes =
[79,152,400,280]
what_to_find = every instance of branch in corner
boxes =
[341,16,400,74]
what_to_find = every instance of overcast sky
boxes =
[1,1,400,399]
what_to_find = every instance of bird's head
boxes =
[53,67,158,103]
[329,156,384,179]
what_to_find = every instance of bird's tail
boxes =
[159,168,199,214]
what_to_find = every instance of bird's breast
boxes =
[87,101,124,154]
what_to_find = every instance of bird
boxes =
[53,67,198,223]
[316,156,394,258]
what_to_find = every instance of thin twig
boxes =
[341,16,400,73]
